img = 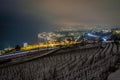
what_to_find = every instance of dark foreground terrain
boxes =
[0,43,120,80]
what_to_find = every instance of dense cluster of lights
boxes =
[21,41,78,51]
[1,28,119,55]
[115,30,120,34]
[87,33,99,38]
[0,47,14,55]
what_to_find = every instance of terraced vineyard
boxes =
[0,43,120,80]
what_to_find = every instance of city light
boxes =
[0,28,119,55]
[21,41,78,51]
[115,30,120,34]
[102,37,107,42]
[87,33,99,38]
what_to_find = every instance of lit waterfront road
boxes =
[0,48,52,61]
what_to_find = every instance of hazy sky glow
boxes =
[31,0,120,25]
[0,0,120,49]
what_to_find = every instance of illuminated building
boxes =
[23,43,28,47]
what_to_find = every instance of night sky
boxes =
[0,0,120,49]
